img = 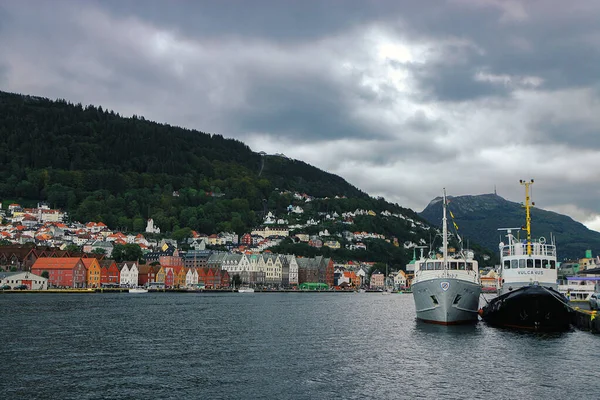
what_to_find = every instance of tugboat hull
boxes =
[480,285,572,332]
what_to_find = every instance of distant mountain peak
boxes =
[419,192,600,259]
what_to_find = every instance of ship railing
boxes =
[500,242,556,257]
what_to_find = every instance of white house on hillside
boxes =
[146,218,160,234]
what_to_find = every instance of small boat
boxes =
[479,180,573,332]
[412,189,482,325]
[128,287,149,294]
[238,286,255,293]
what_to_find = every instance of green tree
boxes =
[172,227,192,242]
[116,244,141,262]
[133,217,146,232]
[371,262,387,278]
[41,270,49,279]
[65,244,80,253]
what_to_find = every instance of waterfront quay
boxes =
[571,307,600,333]
[0,287,396,294]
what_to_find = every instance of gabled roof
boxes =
[138,265,157,274]
[99,260,117,269]
[82,258,100,269]
[32,257,82,270]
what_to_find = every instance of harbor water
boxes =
[0,293,597,400]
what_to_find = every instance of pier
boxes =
[571,307,600,333]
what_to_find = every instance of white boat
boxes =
[129,287,148,294]
[238,286,255,293]
[558,276,600,302]
[411,189,482,325]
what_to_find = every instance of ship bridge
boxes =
[500,239,556,259]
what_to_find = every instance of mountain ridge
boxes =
[419,193,600,260]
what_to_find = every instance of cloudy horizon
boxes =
[2,0,600,231]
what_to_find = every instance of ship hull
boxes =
[480,284,572,332]
[412,278,481,325]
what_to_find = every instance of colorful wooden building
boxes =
[82,258,102,288]
[138,265,157,286]
[31,257,86,288]
[99,260,120,285]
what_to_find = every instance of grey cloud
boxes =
[405,110,447,134]
[0,64,7,86]
[410,61,510,102]
[98,0,407,43]
[532,118,600,150]
[369,1,600,102]
[232,74,387,142]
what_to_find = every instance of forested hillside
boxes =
[0,91,367,232]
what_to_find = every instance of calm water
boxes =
[0,292,597,400]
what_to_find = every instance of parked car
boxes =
[0,284,11,290]
[590,293,600,310]
[13,284,28,290]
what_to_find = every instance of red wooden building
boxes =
[138,265,157,286]
[100,260,120,285]
[220,270,230,288]
[31,257,87,288]
[196,267,229,289]
[165,268,175,287]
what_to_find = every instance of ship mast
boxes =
[442,188,448,268]
[520,179,534,256]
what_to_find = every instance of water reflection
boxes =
[413,318,481,336]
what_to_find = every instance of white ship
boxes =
[412,189,482,325]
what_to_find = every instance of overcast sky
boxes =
[2,0,600,231]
